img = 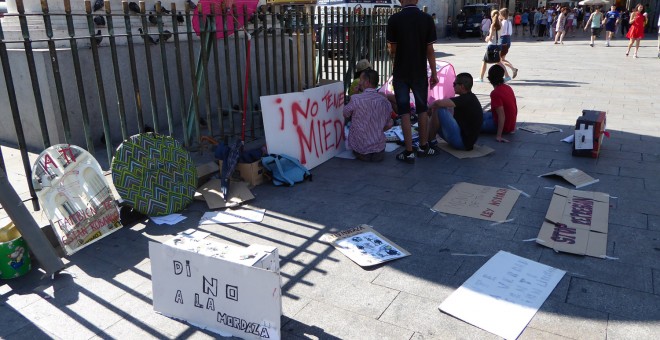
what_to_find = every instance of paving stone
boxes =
[518,327,574,340]
[607,224,660,269]
[378,291,500,339]
[0,304,31,338]
[644,212,660,231]
[608,210,648,230]
[370,238,464,301]
[2,323,60,340]
[606,313,660,340]
[654,269,660,296]
[566,277,660,319]
[367,214,452,247]
[538,250,653,293]
[525,298,608,340]
[284,300,414,340]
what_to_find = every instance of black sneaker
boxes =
[417,144,437,157]
[396,150,415,164]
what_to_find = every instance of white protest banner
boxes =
[149,241,281,339]
[31,144,122,255]
[260,82,345,169]
[439,251,565,339]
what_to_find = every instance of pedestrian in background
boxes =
[554,7,568,44]
[620,9,630,37]
[604,5,620,46]
[625,3,647,58]
[498,8,518,81]
[481,12,492,40]
[584,6,603,47]
[521,9,529,37]
[386,0,438,163]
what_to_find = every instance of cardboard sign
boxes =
[436,140,494,159]
[149,239,281,340]
[321,224,410,267]
[536,186,610,258]
[574,124,594,150]
[439,251,565,340]
[260,82,345,170]
[539,168,599,189]
[31,144,122,255]
[432,183,520,222]
[519,124,561,134]
[198,179,254,209]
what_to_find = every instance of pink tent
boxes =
[379,60,456,109]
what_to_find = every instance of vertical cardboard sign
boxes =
[31,144,122,255]
[149,242,281,339]
[439,251,565,339]
[260,82,345,170]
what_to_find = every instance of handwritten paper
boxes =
[150,214,187,225]
[432,182,520,222]
[439,251,565,339]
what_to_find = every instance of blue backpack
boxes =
[261,154,312,186]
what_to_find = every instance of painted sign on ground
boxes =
[31,144,122,255]
[536,186,610,258]
[321,224,410,267]
[149,241,281,339]
[260,82,345,169]
[432,182,520,222]
[439,251,565,339]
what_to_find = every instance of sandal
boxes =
[396,150,415,164]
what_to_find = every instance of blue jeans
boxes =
[436,107,465,150]
[481,111,497,133]
[393,77,429,115]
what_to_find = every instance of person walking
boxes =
[521,9,529,37]
[554,7,568,44]
[604,5,620,46]
[625,3,647,58]
[584,6,604,47]
[620,9,630,37]
[479,9,503,82]
[530,8,538,37]
[386,0,438,163]
[537,8,547,40]
[481,12,492,40]
[498,8,518,81]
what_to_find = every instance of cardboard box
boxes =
[196,161,219,186]
[573,110,606,158]
[219,160,265,187]
[150,235,281,339]
[536,186,610,258]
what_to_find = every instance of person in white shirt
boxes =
[498,8,519,81]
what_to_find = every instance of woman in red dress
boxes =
[625,4,647,58]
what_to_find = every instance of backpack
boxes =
[261,154,312,186]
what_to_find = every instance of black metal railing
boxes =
[0,0,395,208]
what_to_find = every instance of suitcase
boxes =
[573,110,606,158]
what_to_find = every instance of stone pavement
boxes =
[2,34,660,339]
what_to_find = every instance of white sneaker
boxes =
[606,41,610,47]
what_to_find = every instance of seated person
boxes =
[343,69,394,162]
[348,59,372,97]
[428,73,483,151]
[481,64,518,143]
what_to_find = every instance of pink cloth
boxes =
[379,59,456,109]
[343,88,392,154]
[192,0,258,39]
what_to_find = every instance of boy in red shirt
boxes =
[481,65,518,143]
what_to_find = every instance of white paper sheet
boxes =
[439,251,565,339]
[150,214,187,225]
[199,208,266,225]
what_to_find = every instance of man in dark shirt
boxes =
[428,73,483,151]
[386,0,438,164]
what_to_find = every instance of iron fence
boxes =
[0,0,395,207]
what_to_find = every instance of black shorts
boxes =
[591,27,602,35]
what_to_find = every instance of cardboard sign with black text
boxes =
[536,186,610,258]
[432,182,520,222]
[539,168,599,189]
[149,241,281,339]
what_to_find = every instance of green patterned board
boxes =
[111,133,197,216]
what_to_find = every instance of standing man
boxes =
[480,65,518,143]
[604,5,620,46]
[387,0,438,164]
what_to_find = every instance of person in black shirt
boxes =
[428,73,483,151]
[386,0,438,164]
